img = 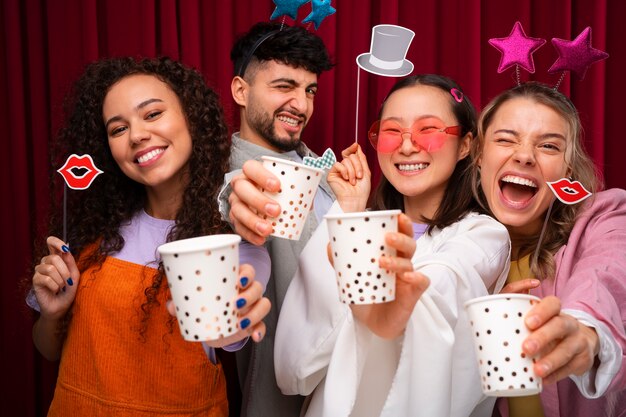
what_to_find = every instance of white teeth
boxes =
[398,163,428,171]
[276,115,299,126]
[137,148,164,164]
[501,175,537,188]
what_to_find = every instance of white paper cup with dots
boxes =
[325,210,401,304]
[464,293,543,396]
[260,155,324,240]
[158,234,241,342]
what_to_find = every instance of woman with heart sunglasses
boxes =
[276,74,511,416]
[470,82,626,417]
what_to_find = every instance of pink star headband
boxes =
[489,22,609,88]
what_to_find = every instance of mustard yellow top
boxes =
[505,254,545,417]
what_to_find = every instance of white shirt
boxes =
[275,203,511,417]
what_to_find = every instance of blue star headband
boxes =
[237,30,281,77]
[270,0,336,30]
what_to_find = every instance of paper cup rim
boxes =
[260,155,325,175]
[464,293,541,309]
[157,234,241,255]
[324,209,401,221]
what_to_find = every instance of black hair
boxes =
[231,22,333,78]
[371,74,481,231]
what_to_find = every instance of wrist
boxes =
[337,197,368,213]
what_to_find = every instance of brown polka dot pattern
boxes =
[464,294,543,397]
[260,156,324,241]
[325,210,400,305]
[158,235,241,342]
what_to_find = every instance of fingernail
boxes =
[538,362,551,375]
[240,277,249,287]
[266,178,279,190]
[256,221,272,234]
[67,278,74,286]
[523,339,538,354]
[264,203,280,216]
[61,245,70,253]
[240,318,251,329]
[62,286,66,293]
[525,315,540,328]
[236,298,247,309]
[256,331,263,341]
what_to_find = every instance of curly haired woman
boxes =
[28,57,271,416]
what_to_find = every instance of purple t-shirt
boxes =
[413,223,428,240]
[27,210,271,359]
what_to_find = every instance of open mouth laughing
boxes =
[499,174,538,207]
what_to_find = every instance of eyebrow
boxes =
[382,115,445,124]
[268,78,318,89]
[493,128,567,141]
[104,98,164,129]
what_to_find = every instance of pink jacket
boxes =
[499,189,626,417]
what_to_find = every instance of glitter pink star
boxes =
[548,27,609,80]
[489,21,546,74]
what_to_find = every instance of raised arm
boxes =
[32,236,81,361]
[227,159,282,245]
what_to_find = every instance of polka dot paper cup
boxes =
[261,156,324,240]
[464,294,543,397]
[158,234,241,342]
[325,210,400,304]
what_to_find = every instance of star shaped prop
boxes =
[489,21,546,73]
[270,0,310,20]
[302,0,336,30]
[548,27,609,80]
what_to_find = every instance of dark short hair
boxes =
[231,22,333,78]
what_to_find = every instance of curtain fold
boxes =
[1,0,623,415]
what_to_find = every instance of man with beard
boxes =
[220,22,334,417]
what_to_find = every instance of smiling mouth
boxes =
[276,114,300,127]
[397,163,429,172]
[136,148,165,164]
[500,175,538,203]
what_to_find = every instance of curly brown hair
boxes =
[38,56,231,338]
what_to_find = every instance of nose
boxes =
[398,132,421,154]
[129,122,150,145]
[512,143,536,166]
[288,88,309,115]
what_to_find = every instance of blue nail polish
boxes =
[62,286,66,293]
[240,276,249,287]
[236,298,247,309]
[61,245,70,253]
[67,278,74,286]
[240,318,251,329]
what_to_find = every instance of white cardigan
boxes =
[275,205,510,417]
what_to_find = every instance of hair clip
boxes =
[450,88,464,103]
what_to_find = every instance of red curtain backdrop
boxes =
[2,0,624,415]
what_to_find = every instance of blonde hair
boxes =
[470,82,603,279]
